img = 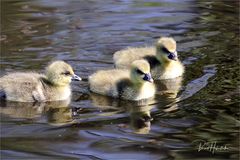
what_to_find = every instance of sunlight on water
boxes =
[1,0,239,159]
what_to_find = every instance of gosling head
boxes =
[156,37,178,62]
[130,60,153,84]
[45,61,81,86]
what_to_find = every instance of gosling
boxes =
[89,60,155,101]
[0,61,81,102]
[113,37,184,79]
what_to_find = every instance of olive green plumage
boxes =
[89,60,155,101]
[0,61,81,102]
[114,37,184,79]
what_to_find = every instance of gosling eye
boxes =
[161,47,170,54]
[135,69,144,75]
[62,71,71,76]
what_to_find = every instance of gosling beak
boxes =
[140,115,153,122]
[143,73,154,83]
[168,52,178,61]
[72,74,82,81]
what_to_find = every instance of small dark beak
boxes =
[168,52,177,61]
[140,115,153,122]
[72,74,82,81]
[143,73,154,83]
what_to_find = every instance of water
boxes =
[1,0,239,159]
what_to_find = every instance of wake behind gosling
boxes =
[89,60,155,101]
[0,61,81,102]
[114,37,184,79]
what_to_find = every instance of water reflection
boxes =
[90,93,155,134]
[128,105,153,134]
[0,99,72,125]
[156,77,183,99]
[1,0,239,159]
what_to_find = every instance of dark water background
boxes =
[1,0,239,159]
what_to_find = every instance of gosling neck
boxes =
[157,55,179,69]
[130,73,144,87]
[133,81,144,88]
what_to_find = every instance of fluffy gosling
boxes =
[89,60,155,101]
[0,61,81,102]
[113,37,184,79]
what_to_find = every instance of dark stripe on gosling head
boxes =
[161,47,177,61]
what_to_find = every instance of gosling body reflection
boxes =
[0,99,73,126]
[156,76,183,99]
[90,93,155,134]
